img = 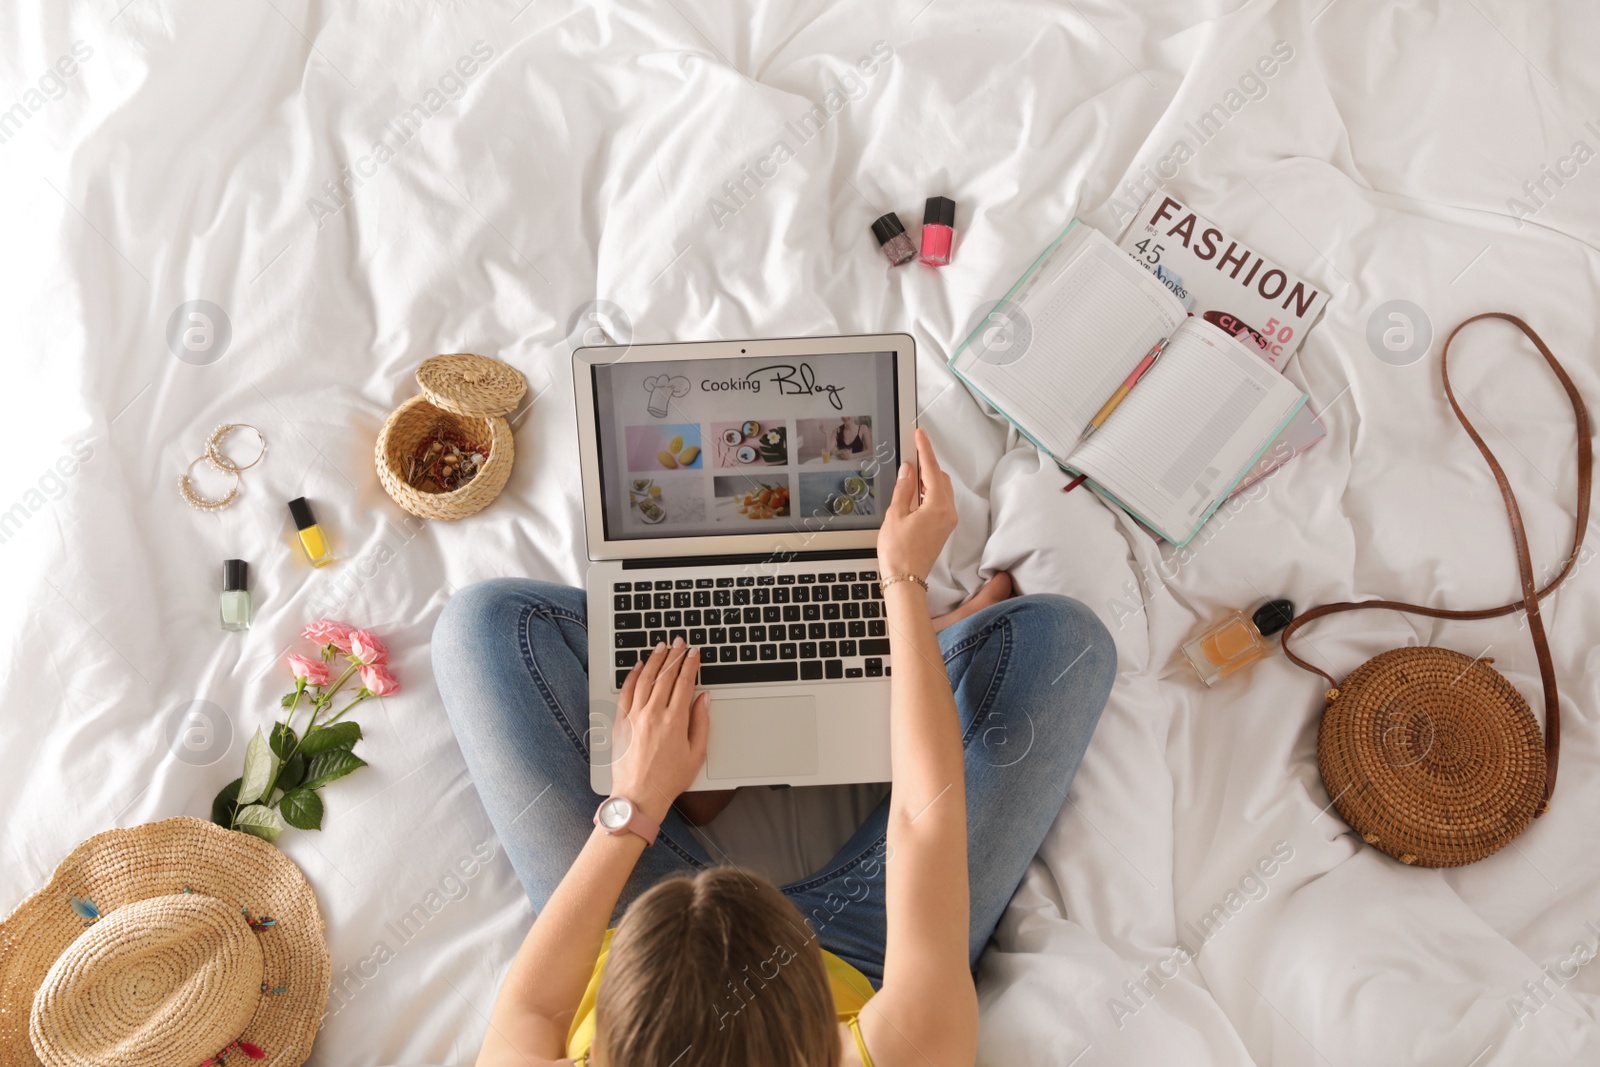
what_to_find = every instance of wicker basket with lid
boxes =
[375,353,526,520]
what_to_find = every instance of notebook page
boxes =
[1066,320,1306,541]
[952,231,1185,460]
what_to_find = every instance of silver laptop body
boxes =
[572,334,916,792]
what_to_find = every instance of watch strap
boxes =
[594,796,660,845]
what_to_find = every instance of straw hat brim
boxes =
[0,817,329,1067]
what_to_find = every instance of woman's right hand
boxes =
[876,427,957,581]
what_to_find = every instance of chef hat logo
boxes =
[643,375,690,418]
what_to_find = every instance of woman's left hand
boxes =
[608,639,710,819]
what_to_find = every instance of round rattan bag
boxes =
[375,353,527,520]
[1283,313,1590,868]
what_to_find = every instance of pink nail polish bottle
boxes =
[871,213,918,267]
[919,196,956,266]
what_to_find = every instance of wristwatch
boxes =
[593,795,660,845]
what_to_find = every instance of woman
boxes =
[434,429,1116,1066]
[833,415,871,457]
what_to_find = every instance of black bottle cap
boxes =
[223,559,248,592]
[1253,599,1295,637]
[923,196,956,227]
[871,212,907,246]
[287,497,317,531]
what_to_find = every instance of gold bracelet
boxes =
[878,574,929,593]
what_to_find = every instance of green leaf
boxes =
[233,804,283,843]
[269,723,298,759]
[211,778,243,828]
[277,753,308,791]
[237,728,279,805]
[280,692,297,708]
[279,788,324,830]
[298,721,362,755]
[303,749,367,790]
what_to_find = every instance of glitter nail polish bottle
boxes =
[871,213,917,267]
[919,196,956,266]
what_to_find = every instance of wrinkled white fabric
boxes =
[2,1,1597,1065]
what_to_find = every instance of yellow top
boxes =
[566,929,876,1066]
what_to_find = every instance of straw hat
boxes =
[0,818,329,1067]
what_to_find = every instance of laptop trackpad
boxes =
[706,696,819,780]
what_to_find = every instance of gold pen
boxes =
[1080,338,1168,440]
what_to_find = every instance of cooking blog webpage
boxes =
[592,351,900,541]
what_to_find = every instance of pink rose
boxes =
[360,664,400,696]
[348,630,389,666]
[286,652,331,686]
[303,620,354,652]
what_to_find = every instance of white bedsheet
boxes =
[3,1,1598,1064]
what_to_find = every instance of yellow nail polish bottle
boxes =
[288,497,334,567]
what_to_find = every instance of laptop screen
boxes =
[590,350,900,541]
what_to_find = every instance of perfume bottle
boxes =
[871,212,917,266]
[919,196,956,266]
[1183,599,1294,685]
[288,497,334,567]
[220,559,250,631]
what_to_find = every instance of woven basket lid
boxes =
[0,818,329,1067]
[415,353,526,418]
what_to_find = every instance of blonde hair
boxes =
[595,868,840,1067]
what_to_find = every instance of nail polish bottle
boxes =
[871,213,917,267]
[1182,599,1294,686]
[288,497,334,568]
[220,559,251,631]
[919,196,956,266]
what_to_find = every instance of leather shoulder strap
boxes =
[1281,313,1592,812]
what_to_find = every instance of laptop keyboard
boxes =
[610,571,890,689]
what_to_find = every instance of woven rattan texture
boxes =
[375,394,515,520]
[414,353,525,418]
[30,895,261,1067]
[0,818,328,1067]
[1317,647,1545,868]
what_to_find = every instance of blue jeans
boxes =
[433,579,1115,986]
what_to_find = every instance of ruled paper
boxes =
[953,228,1185,460]
[1067,320,1306,541]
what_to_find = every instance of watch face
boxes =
[599,797,632,830]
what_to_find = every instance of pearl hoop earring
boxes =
[178,423,267,512]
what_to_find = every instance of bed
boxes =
[3,1,1598,1064]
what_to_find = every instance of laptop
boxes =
[572,334,916,793]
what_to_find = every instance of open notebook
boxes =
[950,220,1307,545]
